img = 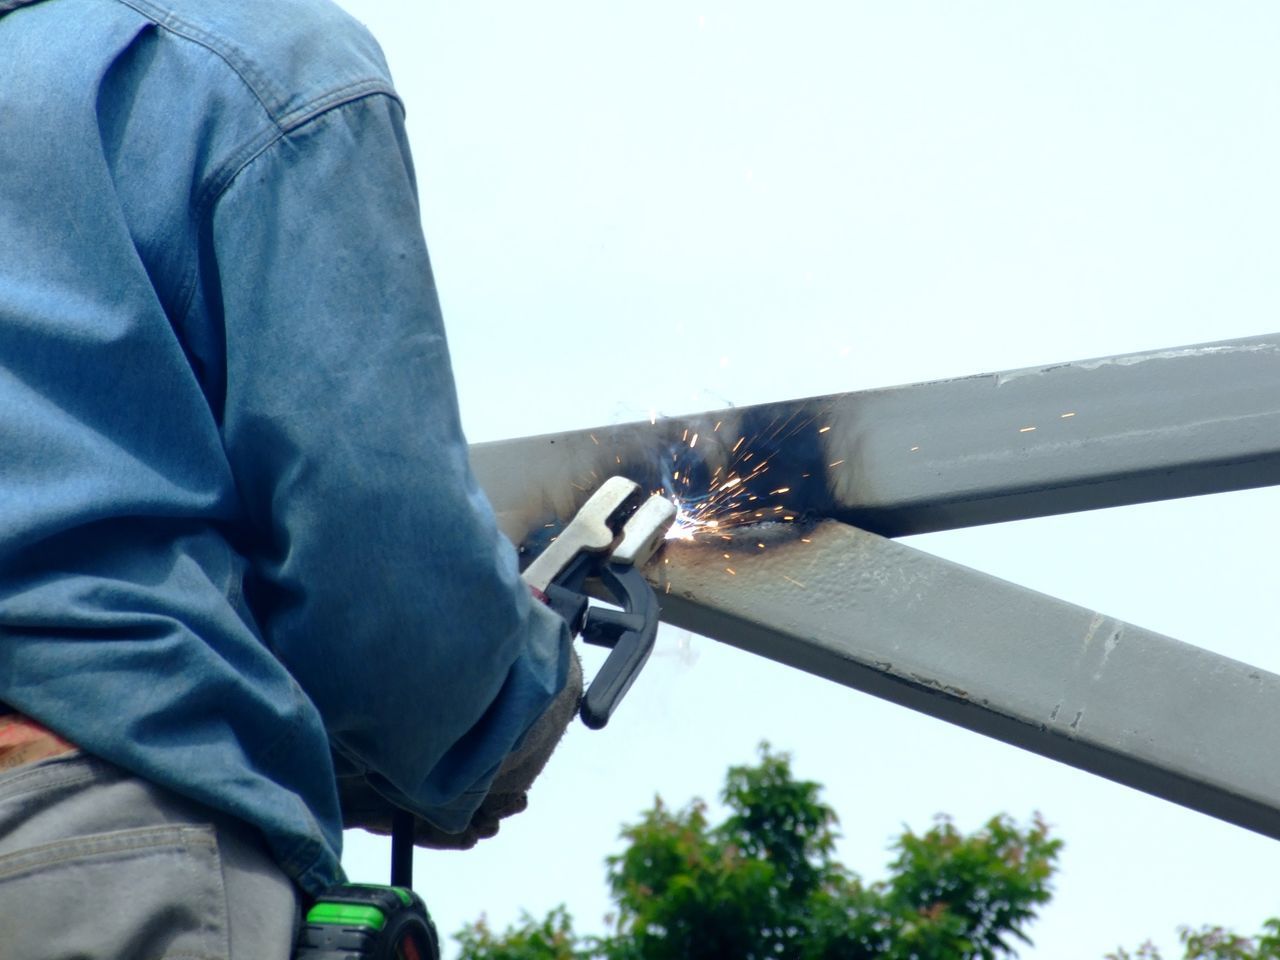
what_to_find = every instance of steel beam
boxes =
[472,333,1280,540]
[651,519,1280,840]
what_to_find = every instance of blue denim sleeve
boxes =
[209,91,572,831]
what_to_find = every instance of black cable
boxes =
[390,808,414,889]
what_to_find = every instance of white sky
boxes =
[332,3,1280,956]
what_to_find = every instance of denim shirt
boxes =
[0,0,570,894]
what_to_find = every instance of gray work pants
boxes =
[0,752,301,959]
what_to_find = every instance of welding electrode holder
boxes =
[522,477,676,729]
[544,552,663,729]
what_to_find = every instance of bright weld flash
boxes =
[665,498,720,540]
[659,411,823,541]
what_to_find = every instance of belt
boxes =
[0,709,78,773]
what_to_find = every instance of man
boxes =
[0,0,577,955]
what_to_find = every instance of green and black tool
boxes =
[294,810,439,960]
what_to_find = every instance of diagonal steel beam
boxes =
[650,519,1280,840]
[472,333,1280,540]
[473,335,1280,836]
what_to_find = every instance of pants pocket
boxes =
[0,823,230,960]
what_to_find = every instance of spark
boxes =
[910,446,920,452]
[589,433,599,445]
[725,567,736,575]
[818,426,831,434]
[658,410,822,540]
[783,575,806,588]
[723,553,731,559]
[829,459,845,467]
[801,538,812,544]
[1061,412,1076,419]
[1020,426,1037,433]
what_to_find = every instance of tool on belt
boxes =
[294,478,675,960]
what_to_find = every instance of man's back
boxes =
[0,0,573,937]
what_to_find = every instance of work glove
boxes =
[337,651,583,849]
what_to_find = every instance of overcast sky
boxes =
[331,3,1280,956]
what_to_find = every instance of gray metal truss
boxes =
[471,333,1280,838]
[474,333,1280,543]
[656,521,1280,841]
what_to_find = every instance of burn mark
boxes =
[509,398,848,563]
[605,401,841,535]
[727,403,836,522]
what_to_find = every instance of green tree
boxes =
[1108,919,1280,960]
[457,744,1062,960]
[455,906,584,960]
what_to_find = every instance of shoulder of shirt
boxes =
[113,0,400,132]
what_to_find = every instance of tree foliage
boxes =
[455,906,584,960]
[1108,919,1280,960]
[456,744,1062,960]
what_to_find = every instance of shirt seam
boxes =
[172,85,404,333]
[113,0,278,126]
[110,0,402,339]
[196,80,400,213]
[112,0,401,132]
